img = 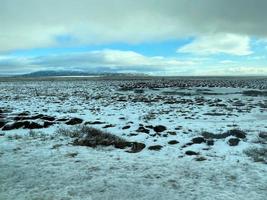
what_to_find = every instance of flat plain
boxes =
[0,76,267,200]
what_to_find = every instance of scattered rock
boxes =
[41,116,56,121]
[136,126,150,134]
[228,138,240,146]
[168,140,179,145]
[122,125,131,130]
[66,118,83,125]
[185,150,199,156]
[195,156,207,161]
[153,125,167,133]
[2,121,27,130]
[148,145,163,151]
[242,90,267,97]
[175,126,183,130]
[134,89,144,94]
[0,120,6,128]
[43,121,54,128]
[227,129,246,139]
[84,121,104,125]
[129,133,138,136]
[202,129,246,139]
[24,122,43,129]
[162,134,168,137]
[202,131,223,139]
[30,114,45,120]
[181,142,194,148]
[127,142,146,153]
[114,141,133,149]
[259,132,267,139]
[167,131,177,135]
[145,125,154,129]
[206,139,214,146]
[17,111,30,116]
[56,118,68,122]
[102,124,116,128]
[192,137,205,144]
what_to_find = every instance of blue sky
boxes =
[1,0,267,75]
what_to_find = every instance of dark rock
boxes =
[127,142,146,153]
[56,118,68,122]
[13,116,28,121]
[175,126,183,130]
[13,112,30,121]
[192,137,205,144]
[31,114,45,120]
[167,131,177,135]
[14,114,45,121]
[24,122,43,129]
[181,142,194,148]
[228,138,240,146]
[162,134,168,137]
[84,121,104,125]
[2,121,27,130]
[17,111,30,116]
[203,112,227,116]
[168,140,179,145]
[195,156,207,161]
[145,125,154,129]
[148,145,163,151]
[41,116,56,121]
[129,133,138,136]
[122,125,131,130]
[134,89,144,94]
[43,121,54,128]
[114,141,132,149]
[202,131,222,139]
[242,90,267,97]
[206,139,214,146]
[259,132,267,139]
[227,129,246,139]
[0,120,6,128]
[102,124,116,128]
[185,150,199,156]
[153,125,167,133]
[66,118,83,125]
[136,126,150,134]
[202,129,246,140]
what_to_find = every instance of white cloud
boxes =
[178,34,252,56]
[191,66,267,76]
[0,50,196,74]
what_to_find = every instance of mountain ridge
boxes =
[13,70,147,78]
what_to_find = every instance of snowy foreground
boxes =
[0,77,267,200]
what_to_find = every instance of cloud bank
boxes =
[0,50,195,75]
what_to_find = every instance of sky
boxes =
[0,0,267,76]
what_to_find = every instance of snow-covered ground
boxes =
[0,77,267,200]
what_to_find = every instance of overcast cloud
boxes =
[1,0,267,51]
[0,0,267,75]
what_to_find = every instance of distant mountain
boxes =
[14,70,147,78]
